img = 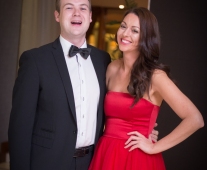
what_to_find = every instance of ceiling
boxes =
[91,0,149,9]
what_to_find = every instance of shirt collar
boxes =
[59,35,87,56]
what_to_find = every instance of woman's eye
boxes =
[132,29,139,33]
[120,24,126,29]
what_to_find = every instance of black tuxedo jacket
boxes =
[8,38,111,170]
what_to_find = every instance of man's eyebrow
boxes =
[63,3,89,8]
[80,4,90,8]
[63,3,73,7]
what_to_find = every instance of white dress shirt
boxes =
[59,36,100,148]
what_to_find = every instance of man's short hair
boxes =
[55,0,92,13]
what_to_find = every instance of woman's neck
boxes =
[122,52,139,72]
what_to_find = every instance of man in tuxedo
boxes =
[8,0,158,169]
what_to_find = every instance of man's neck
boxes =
[60,34,86,48]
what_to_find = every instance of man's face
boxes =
[54,0,92,42]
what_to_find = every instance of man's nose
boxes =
[73,8,80,16]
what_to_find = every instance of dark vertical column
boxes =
[0,0,22,146]
[150,1,207,170]
[97,8,107,50]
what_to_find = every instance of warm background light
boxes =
[119,5,125,9]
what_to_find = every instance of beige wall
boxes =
[0,0,22,149]
[0,0,60,149]
[18,0,60,59]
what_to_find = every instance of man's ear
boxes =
[54,10,60,22]
[90,11,92,23]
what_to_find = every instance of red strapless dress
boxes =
[89,91,166,170]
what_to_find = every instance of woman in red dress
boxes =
[89,7,204,170]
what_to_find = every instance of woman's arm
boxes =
[125,70,204,154]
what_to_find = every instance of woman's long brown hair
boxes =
[121,7,171,106]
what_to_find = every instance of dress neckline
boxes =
[107,91,160,108]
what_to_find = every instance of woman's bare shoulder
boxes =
[107,58,122,74]
[152,69,169,82]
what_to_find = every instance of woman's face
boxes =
[117,13,140,54]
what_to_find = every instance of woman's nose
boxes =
[123,28,131,36]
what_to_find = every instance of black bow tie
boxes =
[68,45,91,59]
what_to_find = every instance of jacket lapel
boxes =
[89,46,104,99]
[89,45,105,130]
[52,38,77,122]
